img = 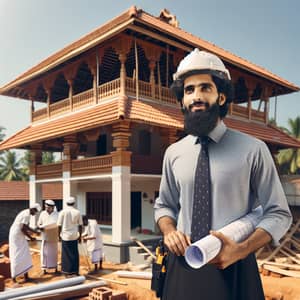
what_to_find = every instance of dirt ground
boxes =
[2,243,300,300]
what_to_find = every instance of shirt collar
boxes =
[190,120,227,144]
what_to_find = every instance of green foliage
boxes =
[0,150,28,181]
[42,152,55,164]
[277,116,300,175]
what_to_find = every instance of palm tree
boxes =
[0,150,27,181]
[277,116,300,175]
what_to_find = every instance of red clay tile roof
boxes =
[126,99,300,148]
[0,182,62,200]
[0,98,299,150]
[0,100,120,150]
[0,6,299,95]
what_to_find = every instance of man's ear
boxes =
[218,93,226,106]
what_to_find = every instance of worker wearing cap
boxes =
[9,203,41,283]
[38,199,59,274]
[154,49,292,299]
[57,196,83,276]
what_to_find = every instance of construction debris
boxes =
[257,219,300,279]
[88,286,127,300]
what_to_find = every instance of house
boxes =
[0,181,62,242]
[0,7,299,262]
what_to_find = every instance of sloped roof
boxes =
[0,181,62,200]
[0,100,120,150]
[0,98,299,150]
[0,6,299,96]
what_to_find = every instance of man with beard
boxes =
[154,49,292,300]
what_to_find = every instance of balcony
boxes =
[32,77,177,123]
[35,154,164,179]
[32,77,267,124]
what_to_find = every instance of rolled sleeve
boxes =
[154,147,180,224]
[252,142,292,245]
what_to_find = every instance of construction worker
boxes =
[9,203,41,283]
[38,199,59,274]
[82,215,103,272]
[154,49,292,299]
[57,196,83,276]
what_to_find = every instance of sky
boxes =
[0,0,299,138]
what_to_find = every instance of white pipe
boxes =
[115,270,152,279]
[0,276,85,300]
[11,280,106,300]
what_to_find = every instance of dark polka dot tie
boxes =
[191,136,211,242]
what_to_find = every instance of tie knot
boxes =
[198,136,210,145]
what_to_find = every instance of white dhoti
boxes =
[90,248,103,264]
[41,240,58,269]
[40,223,58,269]
[9,228,32,278]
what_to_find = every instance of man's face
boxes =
[45,205,54,214]
[30,208,37,215]
[182,73,225,111]
[182,73,226,137]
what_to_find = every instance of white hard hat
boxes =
[173,49,231,81]
[66,196,76,204]
[45,199,55,206]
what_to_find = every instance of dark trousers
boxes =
[162,252,265,300]
[61,240,79,275]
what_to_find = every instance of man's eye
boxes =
[184,86,194,94]
[202,85,212,92]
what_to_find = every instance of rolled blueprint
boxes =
[185,206,263,269]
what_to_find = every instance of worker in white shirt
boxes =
[82,215,103,272]
[57,196,83,275]
[9,203,41,283]
[38,199,59,274]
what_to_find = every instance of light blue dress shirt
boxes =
[154,121,292,245]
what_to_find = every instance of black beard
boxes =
[183,102,220,137]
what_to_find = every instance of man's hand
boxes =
[158,216,191,256]
[209,231,247,269]
[164,230,191,256]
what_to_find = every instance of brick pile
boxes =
[0,243,11,280]
[88,286,127,300]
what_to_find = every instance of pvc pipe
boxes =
[11,280,107,300]
[115,270,152,279]
[0,276,85,300]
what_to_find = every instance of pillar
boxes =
[62,135,79,208]
[29,177,42,228]
[28,147,43,227]
[110,121,132,243]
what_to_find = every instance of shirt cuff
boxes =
[154,208,177,224]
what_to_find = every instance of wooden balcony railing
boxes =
[50,98,70,117]
[126,77,177,105]
[32,107,47,122]
[230,104,266,123]
[131,154,163,174]
[36,162,63,180]
[31,77,266,124]
[71,155,112,176]
[72,89,94,109]
[98,78,120,99]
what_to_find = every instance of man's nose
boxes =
[193,87,203,100]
